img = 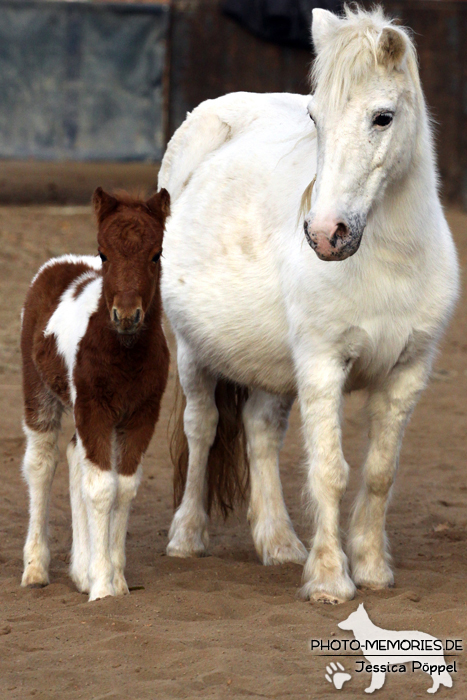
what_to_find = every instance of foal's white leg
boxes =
[110,466,142,596]
[243,389,307,565]
[79,444,117,601]
[299,358,355,604]
[68,436,90,593]
[348,358,429,589]
[167,347,218,557]
[21,425,60,587]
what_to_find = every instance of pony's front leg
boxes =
[299,358,355,604]
[167,349,218,558]
[243,389,307,565]
[74,412,117,601]
[348,357,429,589]
[80,455,117,601]
[110,466,142,596]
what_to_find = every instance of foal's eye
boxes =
[152,252,161,264]
[373,112,394,129]
[99,252,108,263]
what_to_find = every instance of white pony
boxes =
[159,7,459,603]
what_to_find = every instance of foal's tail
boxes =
[170,373,249,520]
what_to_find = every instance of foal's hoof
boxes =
[21,564,49,588]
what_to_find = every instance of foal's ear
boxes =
[311,9,341,55]
[145,188,171,226]
[92,187,119,223]
[376,27,407,69]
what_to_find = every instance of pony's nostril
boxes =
[134,308,142,325]
[112,308,119,324]
[330,223,349,248]
[336,222,349,237]
[304,220,309,234]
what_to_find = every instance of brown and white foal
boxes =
[21,188,170,601]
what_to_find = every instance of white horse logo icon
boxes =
[338,604,453,694]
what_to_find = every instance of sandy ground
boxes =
[0,204,466,700]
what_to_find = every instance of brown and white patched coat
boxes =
[21,189,170,601]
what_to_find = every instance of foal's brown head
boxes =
[93,187,170,337]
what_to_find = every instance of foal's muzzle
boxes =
[111,306,144,334]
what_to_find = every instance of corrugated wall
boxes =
[0,1,169,161]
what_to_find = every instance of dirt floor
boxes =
[0,203,466,700]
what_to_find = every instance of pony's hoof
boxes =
[88,582,115,601]
[300,577,356,605]
[250,517,308,565]
[21,564,49,588]
[113,572,130,596]
[166,540,208,558]
[310,592,346,605]
[70,567,90,594]
[352,561,394,590]
[167,512,209,558]
[261,536,308,566]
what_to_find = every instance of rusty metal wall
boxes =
[168,0,467,207]
[168,0,311,138]
[377,1,467,206]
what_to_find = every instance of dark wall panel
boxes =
[169,0,467,206]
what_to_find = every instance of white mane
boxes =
[311,6,421,110]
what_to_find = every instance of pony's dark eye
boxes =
[152,252,161,264]
[99,252,107,263]
[373,112,393,129]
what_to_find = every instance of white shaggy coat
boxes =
[159,8,459,602]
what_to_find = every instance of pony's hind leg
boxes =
[110,466,143,596]
[348,357,429,589]
[167,346,218,558]
[21,401,62,587]
[68,434,90,593]
[243,389,307,565]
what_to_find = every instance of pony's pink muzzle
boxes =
[304,218,364,261]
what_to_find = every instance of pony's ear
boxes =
[311,9,341,54]
[146,188,171,225]
[92,187,119,223]
[377,27,407,69]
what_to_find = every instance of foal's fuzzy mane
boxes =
[108,190,153,209]
[311,6,421,110]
